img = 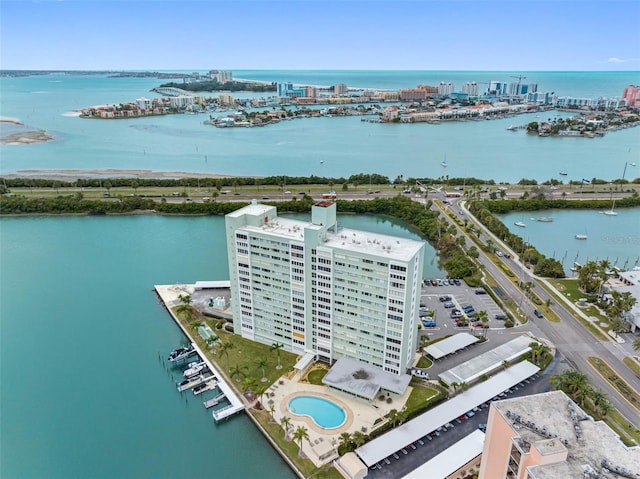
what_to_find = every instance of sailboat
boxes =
[575,233,588,240]
[440,154,447,168]
[603,198,618,216]
[559,170,567,176]
[514,220,526,227]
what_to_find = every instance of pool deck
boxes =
[268,370,412,467]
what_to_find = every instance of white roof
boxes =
[194,280,230,289]
[294,352,315,371]
[424,333,479,360]
[438,335,533,385]
[355,360,539,467]
[402,430,485,479]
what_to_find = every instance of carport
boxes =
[438,335,533,386]
[423,333,479,360]
[354,360,540,467]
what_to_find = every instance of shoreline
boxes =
[3,169,241,181]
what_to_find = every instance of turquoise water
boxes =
[1,71,639,181]
[0,213,433,478]
[288,396,346,429]
[499,208,640,274]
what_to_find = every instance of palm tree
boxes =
[591,389,610,416]
[634,336,640,352]
[271,342,284,370]
[280,416,292,440]
[529,341,544,365]
[502,360,510,370]
[177,294,194,320]
[255,384,268,409]
[256,357,268,382]
[242,376,256,394]
[388,409,401,426]
[338,432,353,452]
[206,335,218,351]
[229,364,247,382]
[218,341,234,370]
[476,310,489,338]
[293,425,310,457]
[351,431,367,447]
[268,404,276,423]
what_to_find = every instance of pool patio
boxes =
[265,368,412,467]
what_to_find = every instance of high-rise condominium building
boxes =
[225,201,425,375]
[479,390,640,479]
[622,85,640,108]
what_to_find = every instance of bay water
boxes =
[1,71,639,181]
[0,213,441,478]
[1,70,639,477]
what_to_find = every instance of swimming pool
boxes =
[288,396,347,429]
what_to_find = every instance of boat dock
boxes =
[193,380,217,396]
[155,284,246,422]
[204,392,226,409]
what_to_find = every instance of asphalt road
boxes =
[425,191,640,429]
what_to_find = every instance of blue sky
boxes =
[1,0,639,71]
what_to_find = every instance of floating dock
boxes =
[204,392,226,409]
[155,284,246,421]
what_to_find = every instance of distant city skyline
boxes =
[1,0,639,71]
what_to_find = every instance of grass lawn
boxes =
[173,309,298,394]
[405,385,439,414]
[307,368,328,385]
[623,356,640,379]
[587,356,640,412]
[416,356,433,368]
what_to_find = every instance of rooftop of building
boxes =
[492,390,640,479]
[322,357,412,400]
[233,203,424,261]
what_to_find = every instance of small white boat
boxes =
[575,234,588,240]
[559,171,567,176]
[603,198,618,216]
[183,361,206,378]
[507,125,517,131]
[537,217,553,222]
[514,221,526,227]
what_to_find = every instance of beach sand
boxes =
[1,117,54,145]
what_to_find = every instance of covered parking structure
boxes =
[423,333,479,360]
[354,360,540,468]
[438,335,533,386]
[402,429,485,479]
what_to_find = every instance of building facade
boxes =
[479,390,640,479]
[225,201,425,375]
[622,85,640,108]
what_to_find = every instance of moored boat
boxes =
[514,221,526,227]
[575,234,588,240]
[537,217,553,222]
[183,361,206,378]
[168,344,195,362]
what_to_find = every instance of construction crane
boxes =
[510,75,527,95]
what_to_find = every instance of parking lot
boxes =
[365,370,552,479]
[418,279,508,338]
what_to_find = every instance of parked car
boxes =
[443,302,455,308]
[478,423,487,432]
[456,322,469,327]
[495,313,508,320]
[451,311,463,319]
[534,309,544,319]
[422,320,437,327]
[439,295,452,302]
[475,289,487,295]
[453,279,461,286]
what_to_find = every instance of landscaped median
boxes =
[623,356,640,379]
[587,356,640,411]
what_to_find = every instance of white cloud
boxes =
[603,57,636,64]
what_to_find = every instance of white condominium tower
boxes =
[226,200,425,375]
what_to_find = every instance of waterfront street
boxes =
[425,191,640,430]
